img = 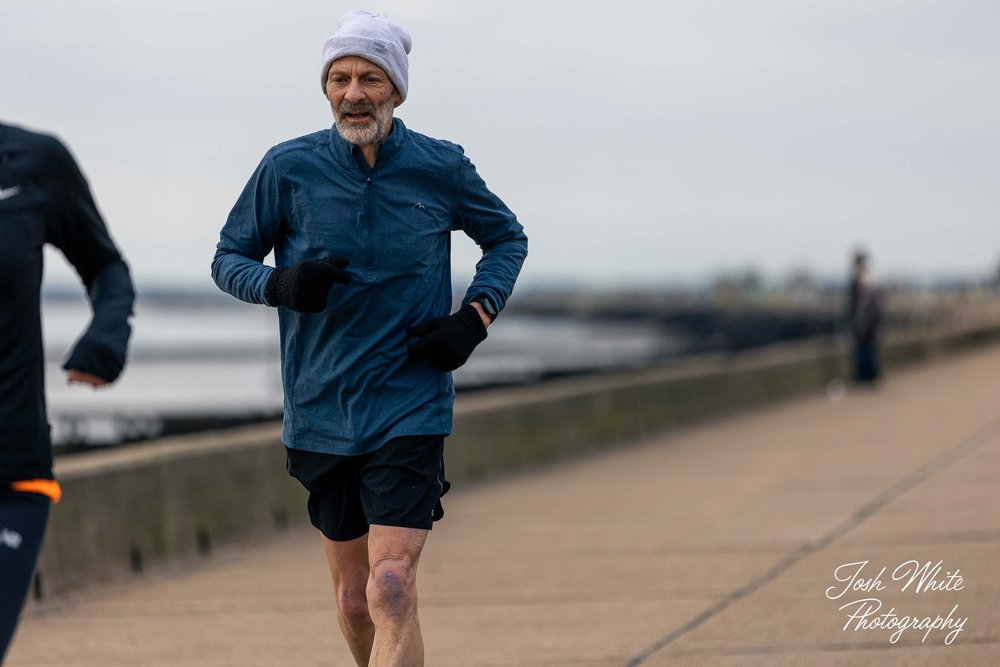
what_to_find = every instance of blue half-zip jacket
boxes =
[212,119,527,456]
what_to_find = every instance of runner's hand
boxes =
[407,304,487,372]
[66,369,110,387]
[265,256,351,312]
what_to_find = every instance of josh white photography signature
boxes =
[825,560,968,645]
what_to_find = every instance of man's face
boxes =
[326,56,400,146]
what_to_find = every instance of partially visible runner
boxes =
[212,10,527,665]
[0,122,134,663]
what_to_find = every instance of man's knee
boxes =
[336,583,372,629]
[367,557,416,621]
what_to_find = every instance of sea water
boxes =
[43,294,683,446]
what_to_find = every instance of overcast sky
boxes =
[5,0,999,289]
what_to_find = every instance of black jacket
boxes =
[0,122,134,485]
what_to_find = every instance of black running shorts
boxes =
[285,434,450,542]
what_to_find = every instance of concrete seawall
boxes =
[37,322,1000,597]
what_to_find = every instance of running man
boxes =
[212,10,527,666]
[0,122,135,662]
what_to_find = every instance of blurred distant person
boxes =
[848,250,881,384]
[0,122,134,662]
[847,250,866,329]
[212,10,527,665]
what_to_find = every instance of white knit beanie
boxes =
[320,10,412,104]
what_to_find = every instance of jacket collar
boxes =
[328,117,407,172]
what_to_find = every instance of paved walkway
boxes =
[8,344,1000,666]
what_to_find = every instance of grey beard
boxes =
[334,99,394,146]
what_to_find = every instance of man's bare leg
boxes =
[367,525,428,666]
[322,533,375,666]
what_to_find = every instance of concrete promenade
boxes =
[8,344,1000,666]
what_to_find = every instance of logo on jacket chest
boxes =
[0,185,22,201]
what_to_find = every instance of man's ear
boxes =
[393,88,402,107]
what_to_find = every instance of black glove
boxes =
[407,304,488,371]
[265,256,351,312]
